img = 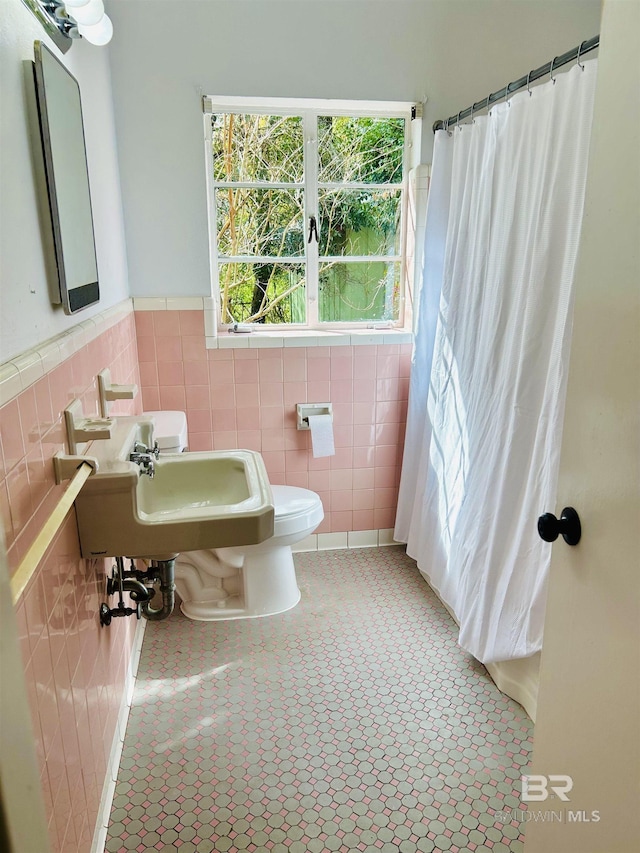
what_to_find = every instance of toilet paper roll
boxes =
[308,414,335,458]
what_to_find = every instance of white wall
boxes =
[0,0,129,362]
[106,0,601,298]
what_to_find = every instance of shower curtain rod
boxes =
[433,35,599,132]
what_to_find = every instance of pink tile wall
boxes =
[3,308,409,850]
[136,311,411,533]
[0,313,140,853]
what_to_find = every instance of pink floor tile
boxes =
[106,548,531,853]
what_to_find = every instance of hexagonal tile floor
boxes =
[105,546,532,852]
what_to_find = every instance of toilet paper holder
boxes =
[296,403,333,430]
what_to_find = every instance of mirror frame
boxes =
[33,40,100,314]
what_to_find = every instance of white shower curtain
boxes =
[395,60,598,664]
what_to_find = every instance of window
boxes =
[203,97,414,329]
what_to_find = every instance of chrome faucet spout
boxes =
[129,451,155,478]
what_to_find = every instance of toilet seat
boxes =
[271,485,324,537]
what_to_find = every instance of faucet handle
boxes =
[132,440,160,458]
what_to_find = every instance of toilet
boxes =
[143,410,188,454]
[146,411,324,621]
[174,485,323,620]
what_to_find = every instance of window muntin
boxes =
[206,101,410,328]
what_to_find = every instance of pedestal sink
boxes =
[70,416,274,559]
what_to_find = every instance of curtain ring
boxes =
[457,110,463,131]
[470,102,475,124]
[577,41,585,71]
[550,57,557,84]
[526,71,533,96]
[504,83,512,108]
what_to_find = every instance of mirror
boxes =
[33,41,99,314]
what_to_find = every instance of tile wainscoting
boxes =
[0,301,141,853]
[1,296,414,851]
[134,309,412,535]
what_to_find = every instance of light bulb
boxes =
[67,0,105,26]
[63,0,91,8]
[78,13,113,45]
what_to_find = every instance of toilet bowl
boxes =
[174,485,324,621]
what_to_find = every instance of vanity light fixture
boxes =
[21,0,113,52]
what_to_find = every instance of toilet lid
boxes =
[272,485,322,519]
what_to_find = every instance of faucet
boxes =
[129,441,159,478]
[133,440,159,458]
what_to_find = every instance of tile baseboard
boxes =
[293,528,400,552]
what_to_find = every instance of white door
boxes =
[524,2,640,852]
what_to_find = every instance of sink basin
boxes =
[73,417,274,559]
[137,454,255,519]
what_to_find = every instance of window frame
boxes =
[203,96,415,331]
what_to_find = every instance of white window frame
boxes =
[203,96,416,331]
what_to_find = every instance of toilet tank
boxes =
[143,410,188,452]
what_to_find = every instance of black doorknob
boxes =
[537,507,581,546]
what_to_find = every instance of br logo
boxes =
[522,775,573,802]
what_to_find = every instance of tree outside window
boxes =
[205,100,410,328]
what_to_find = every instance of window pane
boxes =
[212,114,304,183]
[318,116,405,184]
[216,188,305,257]
[219,262,306,325]
[318,188,401,257]
[319,261,400,323]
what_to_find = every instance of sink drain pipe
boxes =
[141,558,176,621]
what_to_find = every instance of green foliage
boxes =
[222,263,305,324]
[212,114,304,183]
[212,113,404,324]
[318,115,404,183]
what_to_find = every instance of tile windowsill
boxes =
[131,297,413,348]
[211,328,413,349]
